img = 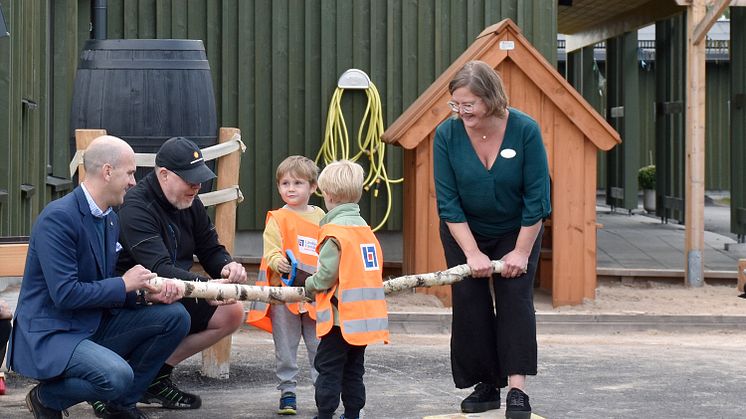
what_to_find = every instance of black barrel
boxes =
[70,39,218,187]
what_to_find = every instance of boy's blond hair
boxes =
[276,155,319,186]
[317,160,365,204]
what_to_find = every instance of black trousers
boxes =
[314,326,366,419]
[0,319,10,364]
[440,221,542,389]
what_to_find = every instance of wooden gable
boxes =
[382,19,620,149]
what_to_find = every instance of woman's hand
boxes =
[466,250,494,278]
[500,249,529,278]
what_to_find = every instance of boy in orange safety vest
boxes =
[246,156,325,415]
[302,160,389,419]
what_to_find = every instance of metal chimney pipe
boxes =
[92,0,107,40]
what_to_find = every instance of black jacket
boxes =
[117,172,232,281]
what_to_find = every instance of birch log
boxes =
[383,260,504,294]
[146,260,504,302]
[147,277,307,303]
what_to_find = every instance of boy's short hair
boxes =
[276,155,319,185]
[317,160,365,204]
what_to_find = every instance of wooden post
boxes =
[738,259,746,293]
[75,129,108,181]
[0,243,28,276]
[684,0,706,287]
[201,127,241,379]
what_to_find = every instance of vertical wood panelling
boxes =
[155,0,171,38]
[253,0,272,227]
[171,0,187,38]
[237,0,255,227]
[731,7,746,236]
[271,0,289,210]
[206,0,222,120]
[138,0,156,38]
[1,0,559,235]
[705,62,730,191]
[0,1,11,235]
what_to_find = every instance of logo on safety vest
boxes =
[360,244,380,271]
[297,235,318,256]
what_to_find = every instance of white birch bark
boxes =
[383,260,504,294]
[146,260,504,302]
[147,277,307,303]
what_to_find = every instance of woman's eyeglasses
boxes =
[447,101,475,114]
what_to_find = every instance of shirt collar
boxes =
[80,183,112,218]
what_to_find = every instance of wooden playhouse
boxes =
[381,19,621,307]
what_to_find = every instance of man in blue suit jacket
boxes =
[8,135,191,419]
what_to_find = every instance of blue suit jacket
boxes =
[8,187,137,379]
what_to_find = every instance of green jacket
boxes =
[304,203,369,326]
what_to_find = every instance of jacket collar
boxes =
[73,187,107,276]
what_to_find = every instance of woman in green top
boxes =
[433,60,551,419]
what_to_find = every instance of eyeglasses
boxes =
[447,100,476,114]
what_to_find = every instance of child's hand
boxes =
[276,258,291,274]
[0,300,11,320]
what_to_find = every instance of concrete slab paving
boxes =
[2,329,745,418]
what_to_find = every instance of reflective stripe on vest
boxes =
[316,308,332,323]
[343,317,389,335]
[341,287,385,303]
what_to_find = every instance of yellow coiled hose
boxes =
[316,82,403,231]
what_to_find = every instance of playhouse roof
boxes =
[381,19,621,151]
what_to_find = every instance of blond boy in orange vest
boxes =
[246,156,325,415]
[302,160,389,419]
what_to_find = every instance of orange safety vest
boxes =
[314,224,389,346]
[245,209,320,332]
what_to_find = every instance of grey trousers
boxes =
[270,304,319,393]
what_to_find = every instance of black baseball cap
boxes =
[155,137,216,184]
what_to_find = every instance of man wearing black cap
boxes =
[114,136,247,412]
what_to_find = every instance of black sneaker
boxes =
[460,382,500,413]
[278,391,297,415]
[505,388,532,419]
[140,376,202,409]
[25,385,65,419]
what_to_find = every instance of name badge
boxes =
[500,148,517,159]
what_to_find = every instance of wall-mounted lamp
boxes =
[0,2,9,38]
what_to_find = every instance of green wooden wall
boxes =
[0,0,557,235]
[731,7,746,237]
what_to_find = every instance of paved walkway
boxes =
[596,203,745,278]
